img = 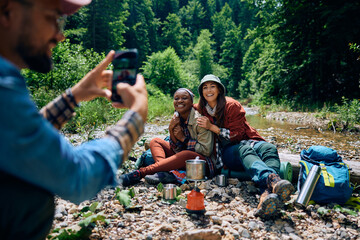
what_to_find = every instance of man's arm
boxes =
[40,51,115,129]
[39,89,78,130]
[0,52,148,204]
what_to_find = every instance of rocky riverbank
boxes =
[48,112,360,239]
[49,178,360,240]
[265,112,329,130]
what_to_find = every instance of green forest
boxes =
[23,0,360,133]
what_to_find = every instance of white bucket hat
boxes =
[198,74,226,95]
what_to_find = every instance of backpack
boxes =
[298,146,353,205]
[135,136,170,168]
[135,149,155,168]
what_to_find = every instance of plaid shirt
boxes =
[217,127,230,168]
[199,127,230,178]
[106,110,144,161]
[169,117,197,152]
[40,89,78,130]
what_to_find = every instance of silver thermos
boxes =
[296,165,322,207]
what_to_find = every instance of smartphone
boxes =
[111,49,138,103]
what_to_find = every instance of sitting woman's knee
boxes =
[149,138,163,148]
[238,144,255,156]
[259,142,278,154]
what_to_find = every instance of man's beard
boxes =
[15,13,54,73]
[16,39,53,73]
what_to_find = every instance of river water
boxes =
[244,108,360,162]
[66,108,359,162]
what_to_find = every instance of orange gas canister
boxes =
[186,187,205,214]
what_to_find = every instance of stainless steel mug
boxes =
[215,174,227,187]
[296,165,321,207]
[163,184,177,200]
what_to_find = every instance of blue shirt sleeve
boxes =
[0,72,124,204]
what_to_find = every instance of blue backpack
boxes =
[298,146,353,205]
[135,148,155,168]
[135,136,170,168]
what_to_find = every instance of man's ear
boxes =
[0,0,15,27]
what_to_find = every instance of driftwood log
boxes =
[279,153,360,186]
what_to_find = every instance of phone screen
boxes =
[111,49,138,102]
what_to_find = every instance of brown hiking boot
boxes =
[254,189,280,219]
[267,173,295,202]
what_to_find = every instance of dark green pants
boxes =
[223,141,280,189]
[0,171,55,240]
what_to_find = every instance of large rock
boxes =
[179,229,222,240]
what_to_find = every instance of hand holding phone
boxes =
[111,49,138,103]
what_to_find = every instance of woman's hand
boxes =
[173,125,185,142]
[198,116,220,135]
[169,113,186,142]
[169,112,180,132]
[197,116,212,130]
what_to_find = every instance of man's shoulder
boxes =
[0,56,26,90]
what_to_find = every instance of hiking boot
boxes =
[254,189,280,219]
[119,170,141,187]
[267,173,295,202]
[144,172,177,185]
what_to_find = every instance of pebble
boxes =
[289,233,302,240]
[222,215,234,222]
[228,178,240,186]
[123,213,136,221]
[241,229,251,238]
[231,188,241,195]
[284,226,295,233]
[211,216,222,225]
[246,185,258,193]
[54,213,63,220]
[248,221,259,230]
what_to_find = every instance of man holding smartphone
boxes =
[0,0,148,238]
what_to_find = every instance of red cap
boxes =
[61,0,91,15]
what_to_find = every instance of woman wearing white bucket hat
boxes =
[195,74,294,219]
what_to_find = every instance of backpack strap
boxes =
[298,160,309,192]
[320,163,335,187]
[299,160,309,174]
[340,162,352,187]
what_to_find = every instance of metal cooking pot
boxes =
[163,184,177,200]
[186,158,206,180]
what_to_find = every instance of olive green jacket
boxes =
[186,108,214,157]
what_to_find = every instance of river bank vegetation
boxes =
[22,0,360,134]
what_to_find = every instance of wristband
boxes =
[65,88,79,107]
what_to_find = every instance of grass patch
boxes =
[30,83,176,135]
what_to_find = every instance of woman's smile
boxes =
[173,90,193,115]
[202,81,220,107]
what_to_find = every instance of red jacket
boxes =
[194,97,265,143]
